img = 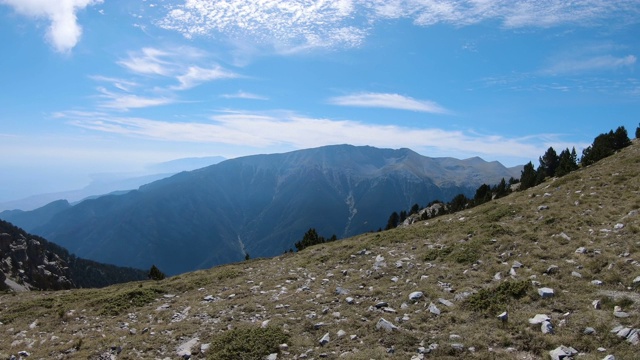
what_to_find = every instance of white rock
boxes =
[279,344,289,351]
[409,291,424,301]
[497,311,508,322]
[345,297,354,304]
[376,318,398,332]
[575,247,587,254]
[538,287,554,298]
[337,330,346,338]
[529,314,551,325]
[428,303,440,315]
[200,343,210,353]
[591,280,603,286]
[614,223,624,230]
[603,355,615,360]
[438,298,454,307]
[632,275,640,285]
[266,353,278,360]
[571,271,582,278]
[541,321,554,334]
[319,332,330,346]
[592,299,601,309]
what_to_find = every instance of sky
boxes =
[1,0,639,202]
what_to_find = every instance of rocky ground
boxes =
[1,142,639,360]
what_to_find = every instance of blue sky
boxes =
[1,0,639,202]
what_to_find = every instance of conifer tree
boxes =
[519,162,537,190]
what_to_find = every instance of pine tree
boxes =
[519,162,537,190]
[385,212,400,230]
[612,126,631,150]
[539,147,559,178]
[148,265,166,281]
[636,123,640,139]
[556,147,578,177]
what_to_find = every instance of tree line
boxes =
[384,124,637,230]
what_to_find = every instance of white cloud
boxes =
[329,93,449,114]
[543,55,637,75]
[96,87,174,111]
[60,110,550,162]
[0,0,102,52]
[174,66,239,90]
[156,1,639,53]
[89,75,139,92]
[118,48,173,76]
[221,91,269,100]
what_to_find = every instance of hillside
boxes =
[0,142,638,359]
[0,220,148,291]
[4,145,520,275]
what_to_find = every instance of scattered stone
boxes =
[497,311,508,322]
[558,232,571,241]
[494,272,502,281]
[614,223,624,230]
[613,310,630,318]
[200,343,210,354]
[538,287,554,298]
[584,327,596,335]
[350,335,358,341]
[313,323,325,330]
[428,303,441,315]
[336,287,349,295]
[592,300,602,309]
[538,205,549,211]
[391,276,399,282]
[375,301,389,308]
[438,298,453,307]
[591,280,603,286]
[632,275,640,286]
[409,291,424,301]
[603,355,615,360]
[549,345,577,360]
[575,247,587,254]
[571,271,582,278]
[512,261,523,269]
[266,354,278,360]
[450,343,465,351]
[319,333,330,346]
[541,321,554,334]
[176,338,199,358]
[336,330,346,338]
[376,318,398,332]
[18,351,30,357]
[529,314,551,325]
[345,297,354,304]
[546,265,559,274]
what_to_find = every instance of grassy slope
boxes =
[1,142,639,359]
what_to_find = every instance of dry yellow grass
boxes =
[1,141,639,359]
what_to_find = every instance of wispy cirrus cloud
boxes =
[173,66,239,90]
[157,1,640,53]
[221,91,269,101]
[58,109,564,163]
[96,87,174,111]
[329,92,449,114]
[542,54,637,75]
[118,48,174,76]
[0,0,102,52]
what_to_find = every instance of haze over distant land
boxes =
[1,1,638,201]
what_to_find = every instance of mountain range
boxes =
[1,145,521,275]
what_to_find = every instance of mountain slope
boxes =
[0,219,147,291]
[0,142,638,359]
[10,145,520,275]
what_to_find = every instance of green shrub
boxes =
[464,280,531,314]
[95,287,165,316]
[209,326,289,360]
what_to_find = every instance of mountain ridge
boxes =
[2,145,521,275]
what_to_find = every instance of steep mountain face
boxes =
[10,145,521,275]
[0,220,147,291]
